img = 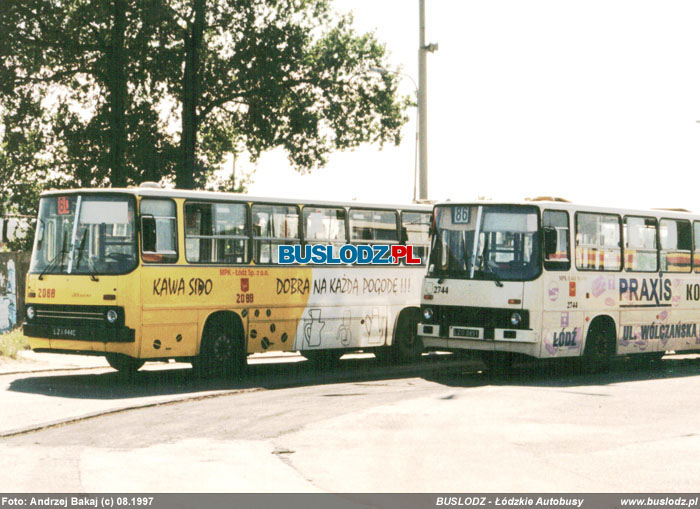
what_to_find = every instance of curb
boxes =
[0,352,308,377]
[0,356,480,438]
[0,387,265,438]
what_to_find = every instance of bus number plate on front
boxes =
[52,327,78,338]
[452,206,470,224]
[453,327,479,338]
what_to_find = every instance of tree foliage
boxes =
[0,0,408,234]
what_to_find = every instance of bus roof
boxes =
[433,199,698,220]
[39,186,432,212]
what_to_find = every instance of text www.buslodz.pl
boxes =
[278,244,422,265]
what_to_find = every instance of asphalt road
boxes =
[1,353,699,492]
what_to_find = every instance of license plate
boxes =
[52,327,78,338]
[453,328,479,338]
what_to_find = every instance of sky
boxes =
[247,1,700,211]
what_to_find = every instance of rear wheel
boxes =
[195,318,246,378]
[105,353,145,375]
[582,320,616,373]
[375,310,423,365]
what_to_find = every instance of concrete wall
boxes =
[0,253,30,332]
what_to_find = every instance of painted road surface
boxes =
[0,354,699,492]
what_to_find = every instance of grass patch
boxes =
[0,328,30,359]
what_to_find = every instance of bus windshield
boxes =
[429,204,541,281]
[29,194,137,276]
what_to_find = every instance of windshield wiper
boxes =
[484,268,504,288]
[477,257,504,288]
[39,231,69,280]
[74,230,99,282]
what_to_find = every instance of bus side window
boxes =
[623,216,657,272]
[542,210,570,271]
[660,218,691,273]
[349,209,398,244]
[141,199,178,263]
[575,212,621,271]
[303,206,347,258]
[694,221,700,272]
[401,211,431,265]
[252,204,300,264]
[184,202,249,264]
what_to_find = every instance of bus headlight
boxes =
[26,306,35,320]
[106,309,119,324]
[423,307,434,321]
[510,312,522,327]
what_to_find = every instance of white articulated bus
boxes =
[417,198,700,371]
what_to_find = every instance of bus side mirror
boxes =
[36,221,44,250]
[543,227,558,258]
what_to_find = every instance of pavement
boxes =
[0,349,309,375]
[0,349,110,375]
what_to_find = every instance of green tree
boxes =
[166,0,408,189]
[0,0,176,190]
[0,0,408,206]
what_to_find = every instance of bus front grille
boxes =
[27,304,123,326]
[434,305,530,330]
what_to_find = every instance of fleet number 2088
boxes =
[236,293,254,304]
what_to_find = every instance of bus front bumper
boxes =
[23,323,135,343]
[418,323,537,348]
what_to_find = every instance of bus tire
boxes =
[375,309,423,365]
[582,319,616,373]
[105,353,145,375]
[302,350,343,369]
[195,316,246,378]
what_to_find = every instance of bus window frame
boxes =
[299,203,350,265]
[348,207,399,245]
[574,211,623,273]
[694,221,700,273]
[659,217,692,273]
[428,204,543,282]
[542,209,571,272]
[251,202,302,265]
[622,214,658,273]
[140,197,179,264]
[30,192,140,276]
[400,209,431,266]
[183,199,251,265]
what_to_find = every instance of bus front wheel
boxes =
[582,320,616,373]
[105,353,145,375]
[195,320,246,378]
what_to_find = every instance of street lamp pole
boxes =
[418,0,437,202]
[370,0,436,203]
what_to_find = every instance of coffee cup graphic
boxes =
[337,309,352,346]
[303,309,325,347]
[364,308,386,345]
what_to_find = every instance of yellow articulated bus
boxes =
[418,198,700,372]
[23,185,431,375]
